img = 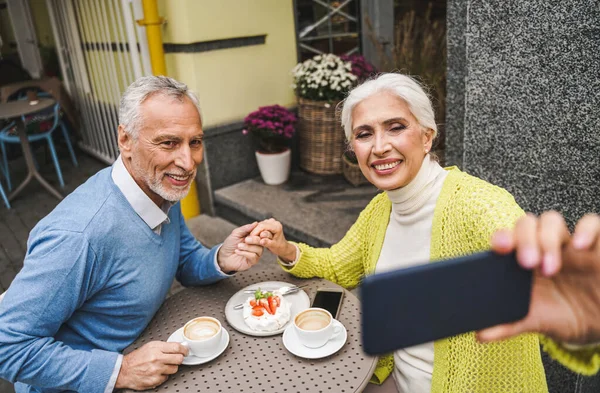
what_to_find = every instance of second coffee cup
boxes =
[182,316,222,357]
[293,307,343,348]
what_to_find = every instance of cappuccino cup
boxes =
[182,316,222,357]
[293,308,343,348]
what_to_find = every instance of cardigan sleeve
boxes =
[279,193,386,289]
[539,337,600,375]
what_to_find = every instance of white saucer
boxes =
[167,327,229,365]
[225,281,311,337]
[282,321,347,359]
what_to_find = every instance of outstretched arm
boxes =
[478,212,600,345]
[478,212,600,375]
[176,200,262,285]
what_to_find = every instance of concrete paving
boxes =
[215,171,380,247]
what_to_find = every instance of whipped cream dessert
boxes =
[243,289,292,332]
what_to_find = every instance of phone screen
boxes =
[312,290,343,319]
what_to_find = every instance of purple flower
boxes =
[242,104,297,152]
[340,54,377,82]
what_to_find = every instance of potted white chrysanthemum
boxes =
[291,54,357,175]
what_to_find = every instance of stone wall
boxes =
[446,0,600,228]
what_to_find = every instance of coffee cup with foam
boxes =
[293,308,343,348]
[182,316,222,357]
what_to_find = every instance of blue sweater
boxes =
[0,168,227,393]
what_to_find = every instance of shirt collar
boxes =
[111,155,171,230]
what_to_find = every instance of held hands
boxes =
[245,218,297,262]
[115,341,188,391]
[218,222,265,273]
[477,212,600,345]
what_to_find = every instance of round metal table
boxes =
[123,261,378,393]
[0,98,63,201]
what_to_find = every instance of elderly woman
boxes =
[245,73,597,392]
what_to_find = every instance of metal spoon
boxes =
[233,286,302,310]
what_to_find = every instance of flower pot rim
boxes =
[255,147,291,156]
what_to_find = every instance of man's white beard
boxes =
[130,155,194,203]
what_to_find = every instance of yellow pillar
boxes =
[139,0,201,219]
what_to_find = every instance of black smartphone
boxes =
[360,251,532,355]
[312,288,344,319]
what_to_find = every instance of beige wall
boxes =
[159,0,298,128]
[28,0,55,47]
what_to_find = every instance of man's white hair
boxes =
[118,75,202,138]
[340,73,438,141]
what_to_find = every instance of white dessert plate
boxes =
[224,281,310,337]
[167,327,229,365]
[282,321,347,359]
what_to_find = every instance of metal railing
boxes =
[46,0,151,164]
[295,0,361,60]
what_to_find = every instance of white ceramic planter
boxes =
[255,148,291,185]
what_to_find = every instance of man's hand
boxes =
[217,222,264,273]
[115,341,188,391]
[477,212,600,345]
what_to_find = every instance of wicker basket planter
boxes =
[297,97,346,175]
[342,154,369,186]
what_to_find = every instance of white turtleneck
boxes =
[375,155,448,393]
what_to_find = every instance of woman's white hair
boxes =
[119,75,201,138]
[340,73,437,141]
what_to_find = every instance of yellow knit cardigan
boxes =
[282,167,600,392]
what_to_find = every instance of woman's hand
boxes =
[477,212,600,345]
[244,218,298,262]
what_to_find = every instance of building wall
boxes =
[446,0,600,227]
[158,0,298,214]
[446,1,599,390]
[160,0,297,127]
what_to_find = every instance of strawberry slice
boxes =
[250,299,257,307]
[272,296,281,307]
[252,308,264,317]
[260,298,273,314]
[268,296,278,314]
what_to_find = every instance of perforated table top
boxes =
[122,260,378,393]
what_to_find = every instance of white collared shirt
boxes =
[111,155,171,235]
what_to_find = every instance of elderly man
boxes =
[0,76,263,392]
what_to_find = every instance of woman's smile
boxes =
[371,159,403,174]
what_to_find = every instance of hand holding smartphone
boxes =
[360,251,532,355]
